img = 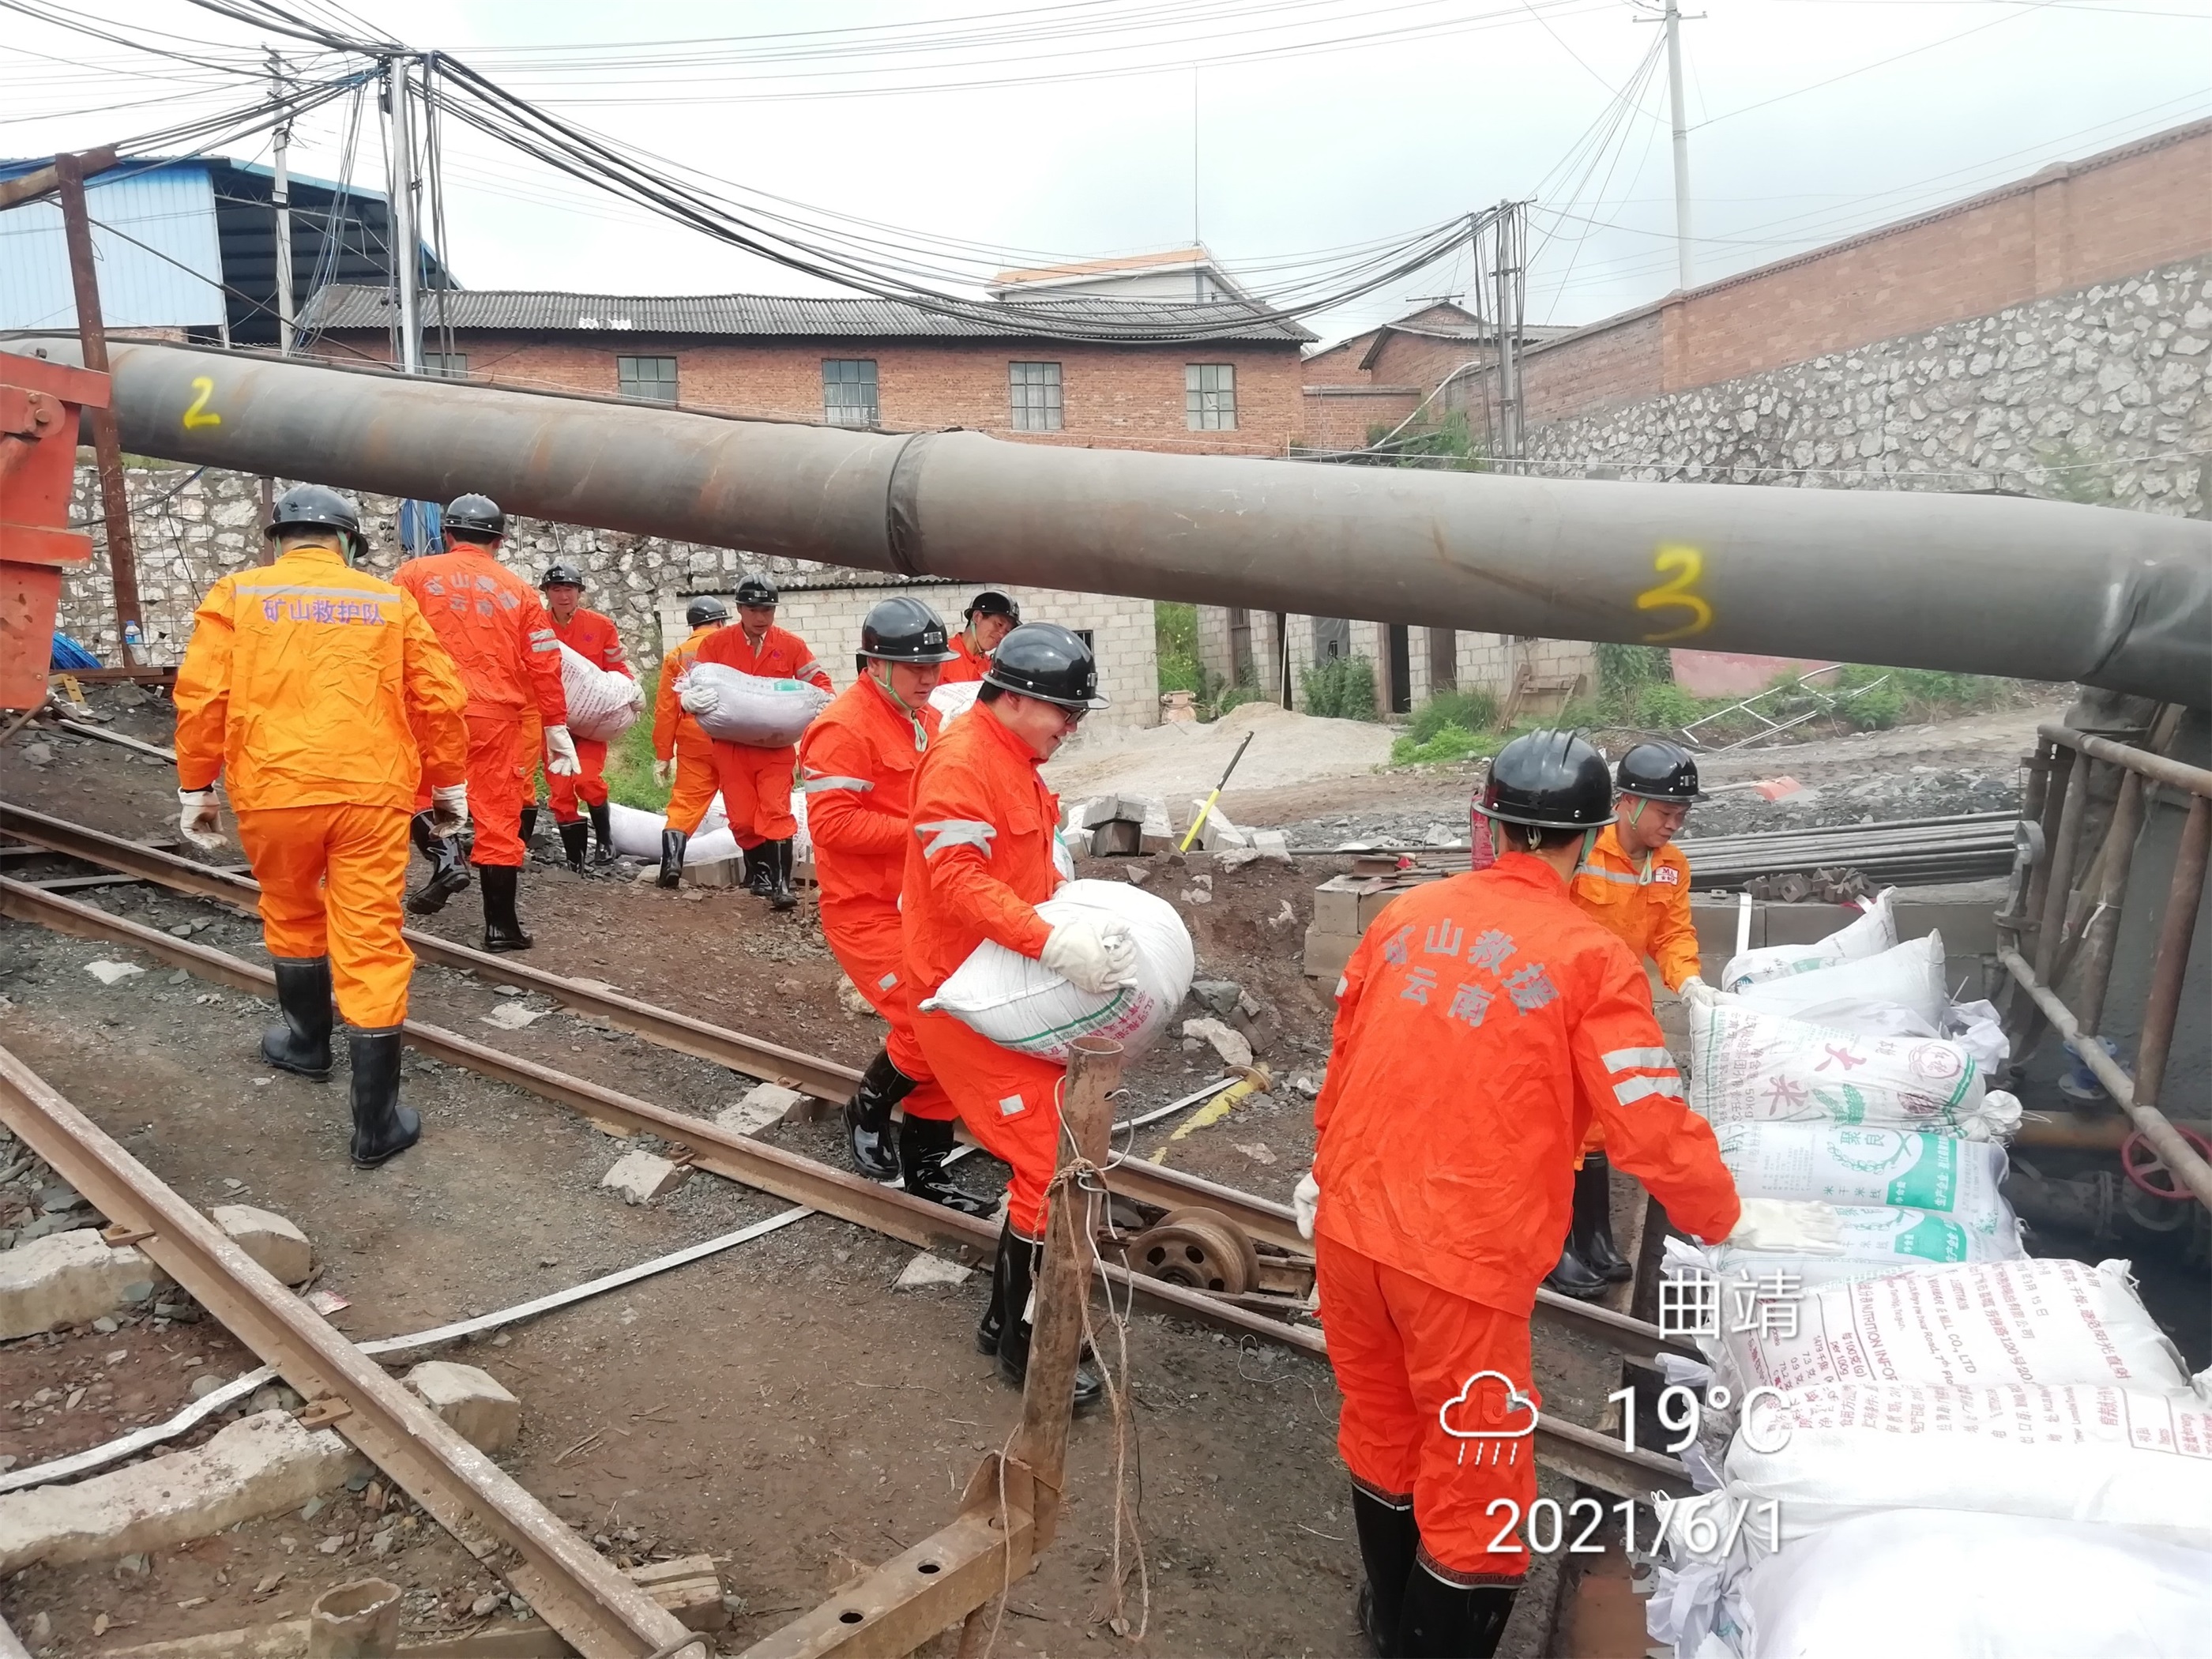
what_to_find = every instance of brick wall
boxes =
[1300,386,1421,451]
[314,331,1304,457]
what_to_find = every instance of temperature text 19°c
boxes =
[1604,1382,1795,1456]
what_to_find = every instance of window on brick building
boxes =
[1009,361,1063,431]
[1185,363,1236,431]
[822,359,879,427]
[618,356,678,403]
[420,352,468,379]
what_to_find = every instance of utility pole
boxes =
[269,48,295,354]
[382,55,423,374]
[52,150,145,655]
[1492,201,1525,473]
[1663,0,1695,290]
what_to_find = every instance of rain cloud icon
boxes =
[1438,1370,1540,1466]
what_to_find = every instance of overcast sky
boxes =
[6,0,2208,346]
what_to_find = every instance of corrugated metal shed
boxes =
[0,164,224,330]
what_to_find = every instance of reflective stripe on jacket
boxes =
[392,547,567,724]
[799,675,939,908]
[1571,825,1702,993]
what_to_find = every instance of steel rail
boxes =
[0,875,1691,1499]
[0,804,1695,1372]
[0,1042,694,1659]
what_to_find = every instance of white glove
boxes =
[544,724,582,777]
[1679,976,1717,1010]
[1723,1198,1845,1255]
[1038,917,1137,995]
[1293,1170,1319,1241]
[653,758,674,788]
[428,782,469,838]
[177,788,225,850]
[677,677,720,717]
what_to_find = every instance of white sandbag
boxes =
[1715,1119,2014,1227]
[920,878,1194,1062]
[929,680,982,727]
[1727,933,1947,1029]
[1688,999,2014,1140]
[1721,891,1896,992]
[557,642,644,742]
[1725,1380,2212,1549]
[1703,1257,2195,1399]
[605,797,731,859]
[1728,1510,2212,1659]
[1709,1199,2024,1274]
[679,661,830,747]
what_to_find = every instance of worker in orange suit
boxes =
[649,596,730,889]
[683,574,830,912]
[1552,740,1712,1299]
[906,623,1127,1409]
[173,485,468,1168]
[539,562,633,874]
[797,596,991,1217]
[1300,730,1792,1659]
[936,590,1021,684]
[393,494,578,952]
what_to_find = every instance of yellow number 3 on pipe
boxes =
[1636,544,1711,642]
[182,376,222,429]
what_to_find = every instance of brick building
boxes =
[1299,301,1574,453]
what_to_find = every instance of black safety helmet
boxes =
[1480,729,1613,829]
[963,590,1021,625]
[443,493,506,544]
[1616,740,1709,803]
[983,623,1108,710]
[686,596,730,628]
[539,562,585,591]
[735,574,780,608]
[265,483,367,562]
[857,595,957,667]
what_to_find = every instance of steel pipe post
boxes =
[2131,795,2211,1119]
[2036,750,2089,980]
[2073,769,2145,1036]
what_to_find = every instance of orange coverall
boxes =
[903,706,1063,1235]
[547,607,632,822]
[1569,823,1702,1154]
[175,545,469,1029]
[651,625,724,837]
[393,547,566,867]
[693,623,830,847]
[937,632,989,684]
[1312,853,1740,1584]
[797,677,956,1123]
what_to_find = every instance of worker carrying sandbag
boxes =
[1298,730,1837,1659]
[649,596,730,888]
[905,623,1125,1410]
[393,495,578,953]
[795,596,991,1217]
[680,574,831,911]
[174,484,468,1168]
[938,589,1020,684]
[1555,739,1713,1300]
[538,564,636,874]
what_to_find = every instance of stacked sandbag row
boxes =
[1650,899,2212,1657]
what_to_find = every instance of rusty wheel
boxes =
[1130,1206,1261,1295]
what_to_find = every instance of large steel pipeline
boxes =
[9,335,2208,703]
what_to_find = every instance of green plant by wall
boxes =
[1364,409,1492,472]
[604,665,672,811]
[1301,655,1379,720]
[1634,681,1703,733]
[1156,600,1203,695]
[1408,688,1499,743]
[1390,723,1503,766]
[1593,642,1674,715]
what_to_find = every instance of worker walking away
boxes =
[906,623,1130,1408]
[174,485,468,1168]
[1551,740,1713,1298]
[937,590,1020,683]
[683,574,830,912]
[1301,731,1830,1657]
[393,494,580,951]
[539,563,633,875]
[799,597,991,1217]
[650,596,730,888]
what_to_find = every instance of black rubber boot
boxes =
[1352,1486,1419,1657]
[1544,1237,1608,1300]
[1572,1155,1633,1284]
[480,863,534,952]
[657,828,688,890]
[743,845,773,896]
[991,1223,1103,1411]
[767,837,799,912]
[899,1115,996,1218]
[558,819,590,874]
[844,1048,908,1179]
[260,955,333,1081]
[1398,1563,1515,1659]
[976,1218,1013,1356]
[345,1025,419,1168]
[588,801,619,867]
[405,811,471,916]
[519,803,540,848]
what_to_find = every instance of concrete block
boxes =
[629,1553,731,1632]
[1190,802,1251,852]
[211,1205,313,1286]
[600,1150,690,1205]
[1089,819,1142,857]
[684,855,742,888]
[1140,799,1176,854]
[0,1409,360,1574]
[714,1082,808,1137]
[1302,924,1358,982]
[403,1361,521,1454]
[0,1229,165,1340]
[893,1252,972,1289]
[1250,830,1292,863]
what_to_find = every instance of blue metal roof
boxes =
[0,161,225,330]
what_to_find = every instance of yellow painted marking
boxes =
[182,376,222,429]
[1636,544,1712,642]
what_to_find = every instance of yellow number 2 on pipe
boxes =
[1636,544,1711,642]
[182,376,222,429]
